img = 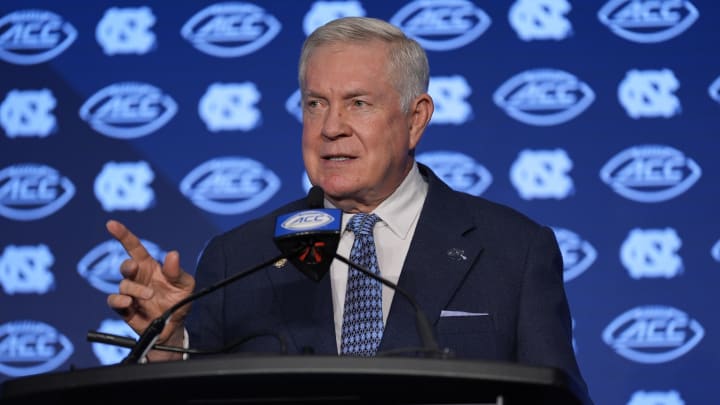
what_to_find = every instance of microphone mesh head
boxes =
[308,186,324,208]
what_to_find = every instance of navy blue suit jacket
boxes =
[186,164,590,402]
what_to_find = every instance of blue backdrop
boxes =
[1,1,718,404]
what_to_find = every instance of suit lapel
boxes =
[379,166,485,353]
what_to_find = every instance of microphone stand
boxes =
[112,249,296,365]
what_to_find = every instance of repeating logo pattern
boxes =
[1,2,716,402]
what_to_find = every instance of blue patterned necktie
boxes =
[341,213,383,356]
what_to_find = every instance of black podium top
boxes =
[0,355,588,404]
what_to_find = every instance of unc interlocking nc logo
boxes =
[303,1,366,35]
[96,7,156,55]
[510,149,574,200]
[618,69,681,118]
[417,151,492,196]
[181,2,281,57]
[493,69,594,126]
[0,9,77,65]
[428,76,473,125]
[94,161,155,212]
[0,244,55,295]
[0,321,74,377]
[621,228,683,279]
[0,89,56,137]
[199,82,261,132]
[600,145,701,203]
[603,306,704,363]
[390,0,491,51]
[509,0,573,41]
[598,0,699,43]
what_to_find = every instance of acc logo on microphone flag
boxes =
[276,209,341,236]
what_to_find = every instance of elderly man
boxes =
[107,16,591,403]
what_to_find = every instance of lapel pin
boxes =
[273,258,288,268]
[447,248,467,261]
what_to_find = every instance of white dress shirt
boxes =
[327,163,429,353]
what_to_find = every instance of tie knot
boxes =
[348,213,380,236]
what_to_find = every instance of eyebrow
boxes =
[302,88,371,100]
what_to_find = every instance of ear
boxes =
[407,93,434,150]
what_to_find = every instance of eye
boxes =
[306,99,321,109]
[353,99,367,107]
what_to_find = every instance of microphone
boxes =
[273,186,444,357]
[273,187,341,281]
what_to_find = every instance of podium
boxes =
[0,355,587,404]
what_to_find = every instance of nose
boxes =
[321,104,350,139]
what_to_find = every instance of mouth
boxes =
[322,155,355,161]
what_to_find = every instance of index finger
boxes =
[106,219,152,262]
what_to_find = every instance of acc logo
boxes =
[628,390,685,405]
[282,210,335,231]
[303,1,366,35]
[428,75,473,125]
[494,69,594,126]
[0,320,73,377]
[0,9,77,65]
[417,151,492,196]
[551,227,596,282]
[92,319,137,365]
[600,145,701,203]
[603,305,704,363]
[0,244,55,295]
[77,239,166,294]
[708,75,720,105]
[390,0,491,51]
[598,0,699,43]
[285,89,303,124]
[79,82,177,139]
[0,164,75,221]
[712,239,720,262]
[181,2,281,57]
[180,157,281,215]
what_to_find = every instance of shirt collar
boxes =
[327,163,428,240]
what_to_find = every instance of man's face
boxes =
[301,40,422,212]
